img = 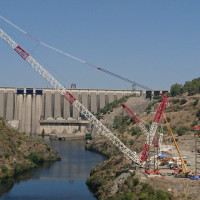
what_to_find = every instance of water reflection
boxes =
[1,139,106,200]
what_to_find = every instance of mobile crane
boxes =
[0,28,142,165]
[162,112,190,176]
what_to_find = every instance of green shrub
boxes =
[193,99,199,107]
[28,152,44,165]
[115,170,123,177]
[139,192,148,200]
[16,140,21,147]
[46,146,51,151]
[131,127,141,136]
[145,102,155,111]
[5,153,10,159]
[171,99,180,104]
[156,190,169,200]
[123,164,130,169]
[121,192,136,200]
[1,166,8,174]
[180,99,187,105]
[113,115,132,133]
[13,162,24,175]
[177,126,189,136]
[192,120,198,127]
[129,139,134,145]
[130,171,135,177]
[196,109,200,120]
[1,120,5,126]
[133,178,139,186]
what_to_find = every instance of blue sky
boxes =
[0,0,200,90]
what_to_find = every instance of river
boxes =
[0,139,106,200]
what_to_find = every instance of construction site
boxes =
[120,94,200,180]
[1,13,200,200]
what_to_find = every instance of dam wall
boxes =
[0,87,141,135]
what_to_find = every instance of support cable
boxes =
[0,14,150,90]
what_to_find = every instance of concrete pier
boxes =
[54,91,61,118]
[72,91,79,119]
[63,96,70,118]
[108,93,114,104]
[6,90,15,120]
[81,92,88,109]
[24,94,32,134]
[99,92,105,109]
[0,89,5,118]
[90,92,97,114]
[44,90,52,118]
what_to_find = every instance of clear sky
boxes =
[0,0,200,90]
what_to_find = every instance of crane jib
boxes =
[0,28,142,165]
[14,45,29,60]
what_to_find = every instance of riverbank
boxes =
[0,118,60,182]
[1,139,106,200]
[85,138,174,200]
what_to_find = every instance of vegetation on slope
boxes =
[0,118,60,182]
[170,77,200,96]
[96,95,131,119]
[86,151,172,200]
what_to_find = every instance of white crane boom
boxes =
[0,28,142,165]
[147,95,168,146]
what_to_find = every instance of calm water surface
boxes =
[1,139,106,200]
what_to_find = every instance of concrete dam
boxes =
[0,87,142,136]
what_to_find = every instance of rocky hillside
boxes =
[86,139,173,200]
[0,118,60,181]
[86,93,200,200]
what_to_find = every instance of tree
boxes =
[170,83,183,97]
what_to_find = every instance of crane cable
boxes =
[0,14,151,90]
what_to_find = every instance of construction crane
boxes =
[162,112,188,175]
[141,94,168,162]
[121,103,149,136]
[0,28,142,165]
[121,103,163,162]
[0,15,150,90]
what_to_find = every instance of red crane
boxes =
[141,94,168,162]
[121,100,166,163]
[121,103,149,136]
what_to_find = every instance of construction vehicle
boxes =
[0,28,143,165]
[163,112,194,178]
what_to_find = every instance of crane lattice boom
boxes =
[140,94,168,162]
[121,103,149,136]
[0,28,142,165]
[147,94,168,145]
